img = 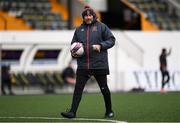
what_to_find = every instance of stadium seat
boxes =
[53,72,65,86]
[128,0,180,30]
[0,0,66,30]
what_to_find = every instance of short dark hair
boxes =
[162,48,166,53]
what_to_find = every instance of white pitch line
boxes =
[0,116,127,123]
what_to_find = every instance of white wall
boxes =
[125,31,180,69]
[120,31,180,91]
[1,31,180,92]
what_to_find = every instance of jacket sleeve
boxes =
[99,24,115,50]
[70,28,85,58]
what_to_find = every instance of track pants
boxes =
[70,74,112,114]
[161,70,170,89]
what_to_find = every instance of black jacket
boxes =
[71,20,115,75]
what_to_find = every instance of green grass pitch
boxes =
[0,92,180,122]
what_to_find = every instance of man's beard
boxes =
[85,19,93,24]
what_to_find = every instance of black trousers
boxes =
[1,78,12,94]
[160,70,170,89]
[70,74,112,114]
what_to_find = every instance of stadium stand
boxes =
[127,0,180,30]
[1,1,180,95]
[0,0,67,30]
[1,0,180,30]
[10,72,65,93]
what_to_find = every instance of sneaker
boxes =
[160,88,167,93]
[105,111,114,118]
[61,111,76,118]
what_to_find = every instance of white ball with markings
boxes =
[70,42,84,56]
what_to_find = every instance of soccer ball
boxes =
[70,42,84,56]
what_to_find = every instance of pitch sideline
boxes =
[0,116,127,123]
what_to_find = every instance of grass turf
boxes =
[0,92,180,122]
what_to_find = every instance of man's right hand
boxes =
[71,52,79,58]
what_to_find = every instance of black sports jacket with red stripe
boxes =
[71,19,115,75]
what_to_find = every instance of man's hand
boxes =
[71,52,79,58]
[92,44,101,52]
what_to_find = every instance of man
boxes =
[1,65,14,95]
[61,6,115,118]
[159,48,171,93]
[61,62,76,85]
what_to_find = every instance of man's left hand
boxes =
[92,45,101,52]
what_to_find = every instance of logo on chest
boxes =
[92,26,97,32]
[81,28,84,31]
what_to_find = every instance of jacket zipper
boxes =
[86,26,90,69]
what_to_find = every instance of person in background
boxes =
[61,5,115,118]
[61,62,76,85]
[1,65,14,95]
[159,48,171,93]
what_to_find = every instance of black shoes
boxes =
[105,111,114,118]
[61,111,114,119]
[61,111,76,118]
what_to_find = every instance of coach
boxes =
[61,5,115,118]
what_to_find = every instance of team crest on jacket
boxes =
[92,26,97,31]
